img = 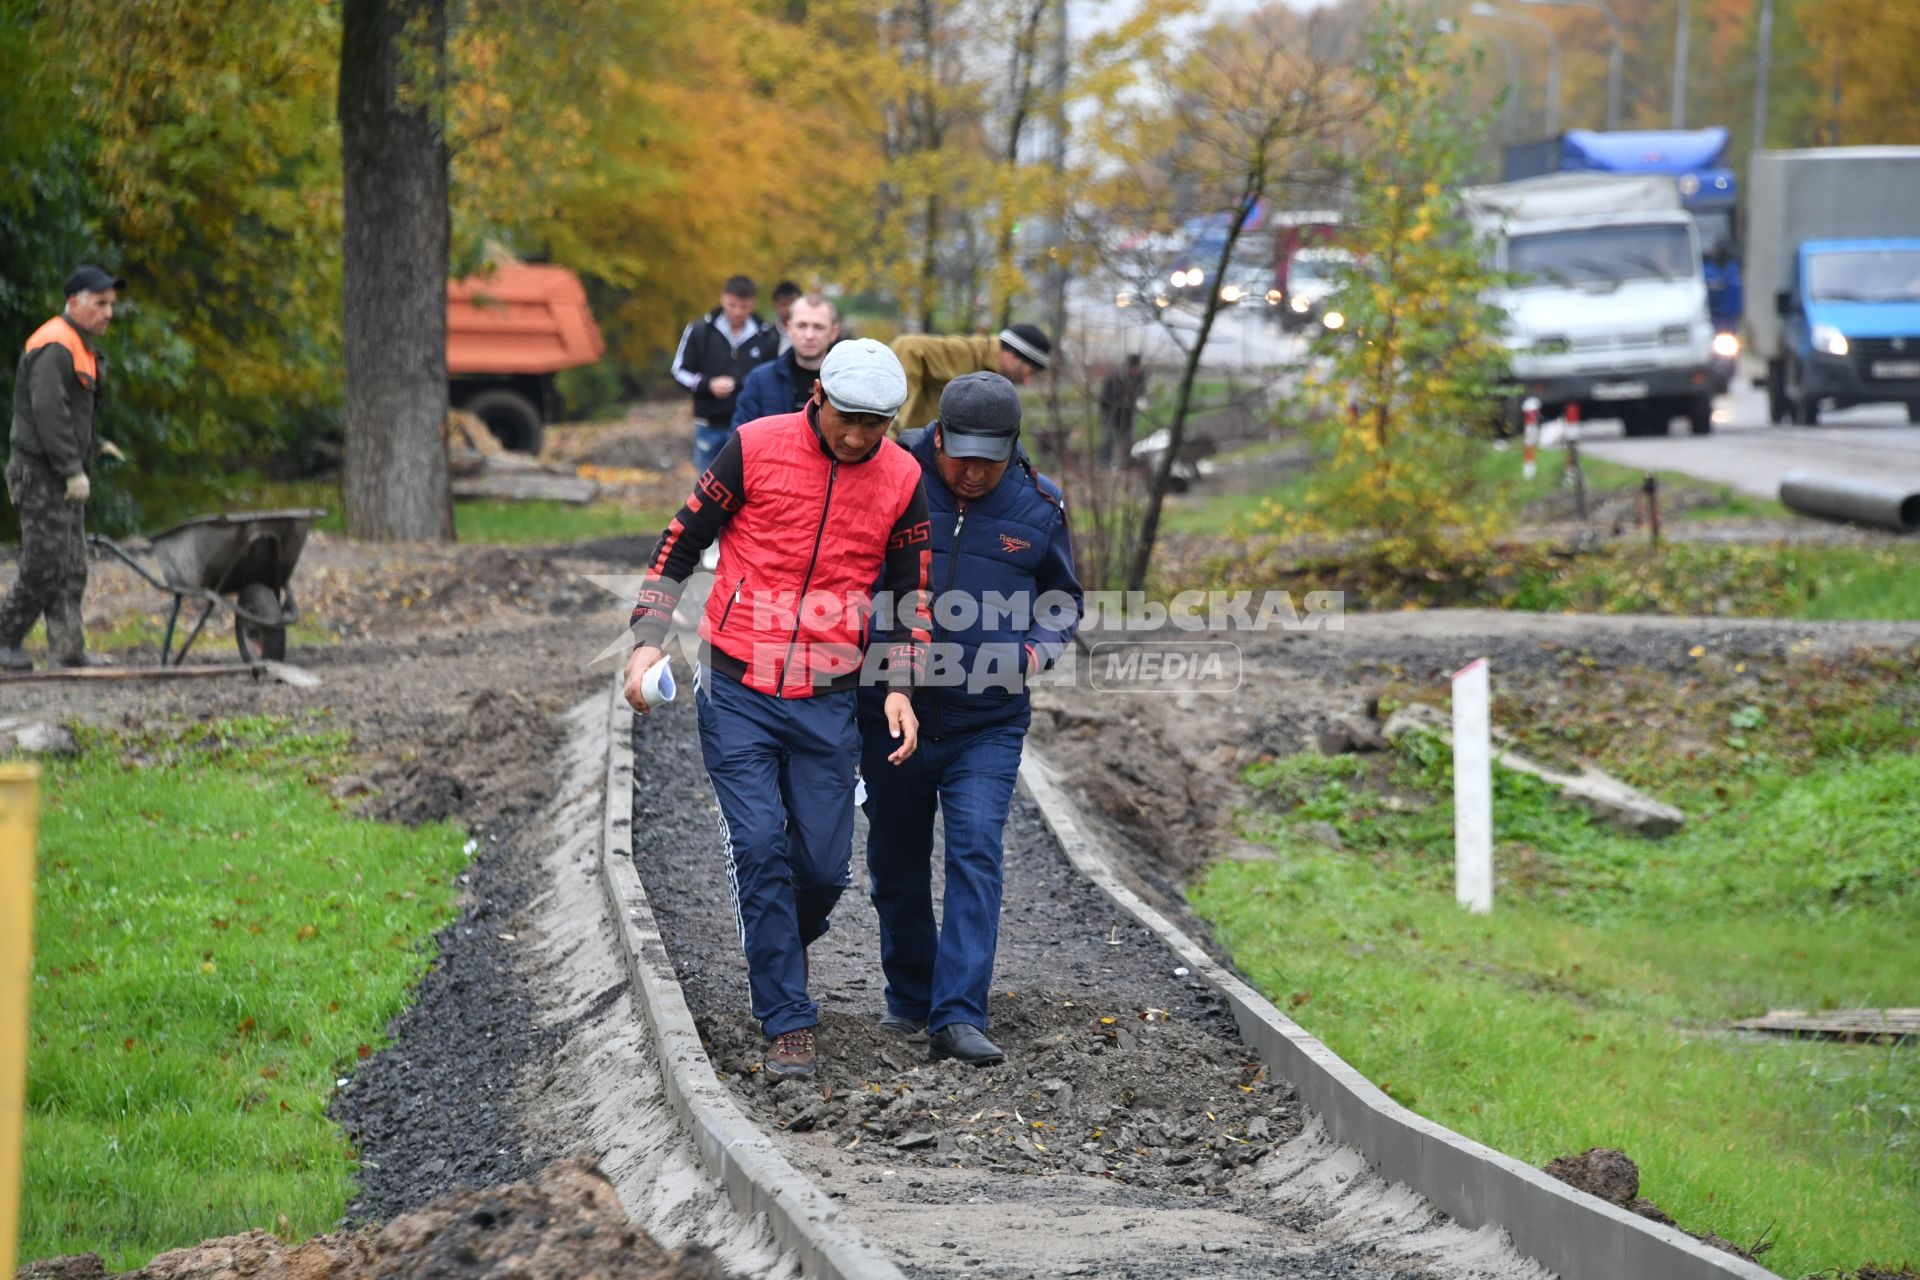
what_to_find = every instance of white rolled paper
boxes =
[640,656,677,710]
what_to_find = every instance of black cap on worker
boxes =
[997,323,1051,371]
[938,372,1022,463]
[64,266,125,297]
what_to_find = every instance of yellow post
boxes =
[0,762,41,1280]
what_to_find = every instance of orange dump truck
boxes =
[447,262,605,453]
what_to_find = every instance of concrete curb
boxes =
[1018,748,1778,1280]
[596,683,906,1280]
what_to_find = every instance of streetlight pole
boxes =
[1519,0,1623,132]
[1470,3,1561,138]
[1671,0,1690,128]
[1752,0,1775,150]
[1438,18,1523,144]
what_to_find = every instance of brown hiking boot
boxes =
[766,1026,817,1080]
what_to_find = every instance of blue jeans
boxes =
[860,719,1026,1034]
[696,668,859,1038]
[693,421,733,477]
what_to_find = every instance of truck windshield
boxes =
[1807,250,1920,303]
[1508,224,1695,288]
[1692,210,1736,262]
[1289,254,1349,284]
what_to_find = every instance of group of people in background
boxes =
[633,275,1084,1080]
[670,274,1057,473]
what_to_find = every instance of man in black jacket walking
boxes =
[671,275,780,477]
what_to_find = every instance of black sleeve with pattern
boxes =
[879,478,933,687]
[628,434,745,648]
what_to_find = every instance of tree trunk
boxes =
[1126,188,1255,592]
[339,0,452,541]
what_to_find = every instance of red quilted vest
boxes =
[704,410,923,697]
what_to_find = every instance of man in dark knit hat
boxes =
[889,323,1051,433]
[859,371,1082,1067]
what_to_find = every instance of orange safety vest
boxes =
[23,315,99,389]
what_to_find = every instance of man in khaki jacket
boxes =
[889,323,1050,433]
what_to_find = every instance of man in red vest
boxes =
[2,266,127,671]
[625,338,933,1080]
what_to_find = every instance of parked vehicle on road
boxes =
[1744,147,1920,425]
[1466,172,1718,437]
[1279,247,1353,332]
[447,262,605,454]
[1504,128,1742,348]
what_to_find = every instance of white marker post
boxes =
[1452,658,1493,914]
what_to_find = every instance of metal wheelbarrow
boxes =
[88,508,327,665]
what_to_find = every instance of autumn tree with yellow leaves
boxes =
[1300,5,1511,571]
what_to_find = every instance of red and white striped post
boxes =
[1521,397,1541,481]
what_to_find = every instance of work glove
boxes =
[98,441,127,465]
[65,473,91,502]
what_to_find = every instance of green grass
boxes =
[1161,439,1783,538]
[451,497,663,545]
[19,616,337,659]
[91,466,661,547]
[1194,732,1920,1277]
[21,718,469,1268]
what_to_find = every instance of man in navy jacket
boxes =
[858,372,1083,1066]
[731,293,839,428]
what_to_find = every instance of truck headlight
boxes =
[1660,325,1691,346]
[1811,323,1849,357]
[1290,295,1310,313]
[1219,284,1243,304]
[1322,310,1346,330]
[1711,332,1740,359]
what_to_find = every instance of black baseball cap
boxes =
[64,266,125,297]
[938,372,1022,462]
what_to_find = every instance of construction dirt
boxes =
[10,483,1920,1277]
[17,1160,728,1280]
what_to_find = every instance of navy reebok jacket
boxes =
[859,427,1082,740]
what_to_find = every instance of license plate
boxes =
[1591,381,1649,401]
[1871,360,1920,379]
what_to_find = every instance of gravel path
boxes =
[630,695,1540,1280]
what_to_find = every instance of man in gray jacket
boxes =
[1,266,126,670]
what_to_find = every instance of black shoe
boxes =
[0,647,31,673]
[880,1012,926,1036]
[57,652,113,669]
[929,1023,1004,1067]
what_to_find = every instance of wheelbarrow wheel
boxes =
[234,582,288,663]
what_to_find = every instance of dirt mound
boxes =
[698,990,1303,1195]
[1542,1147,1762,1263]
[366,686,563,826]
[1542,1146,1640,1207]
[18,1161,726,1280]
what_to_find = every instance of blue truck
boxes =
[1746,148,1920,425]
[1504,129,1742,344]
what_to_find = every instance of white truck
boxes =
[1465,172,1720,436]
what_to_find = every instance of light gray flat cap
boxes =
[820,338,908,417]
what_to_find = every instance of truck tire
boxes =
[1766,360,1788,424]
[462,388,544,455]
[1621,407,1665,438]
[1789,359,1819,426]
[1907,401,1920,424]
[1687,394,1715,436]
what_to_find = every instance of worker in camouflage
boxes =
[1,266,126,670]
